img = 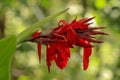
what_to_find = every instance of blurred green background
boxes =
[0,0,120,80]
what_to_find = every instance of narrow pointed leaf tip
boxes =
[17,8,69,44]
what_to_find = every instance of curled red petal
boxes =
[53,20,69,34]
[58,20,68,27]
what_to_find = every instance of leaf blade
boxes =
[17,8,68,44]
[0,36,17,80]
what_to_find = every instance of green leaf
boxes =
[17,8,68,44]
[0,36,17,80]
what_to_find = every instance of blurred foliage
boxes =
[0,0,120,80]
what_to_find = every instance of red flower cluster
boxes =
[29,17,107,72]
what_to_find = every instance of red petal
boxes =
[37,44,41,62]
[70,20,81,29]
[32,31,40,37]
[66,27,78,44]
[83,47,92,70]
[55,45,70,69]
[55,20,69,34]
[75,39,92,47]
[70,20,89,30]
[46,45,56,72]
[58,20,68,27]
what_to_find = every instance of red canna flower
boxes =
[28,17,108,72]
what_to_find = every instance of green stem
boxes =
[17,8,69,44]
